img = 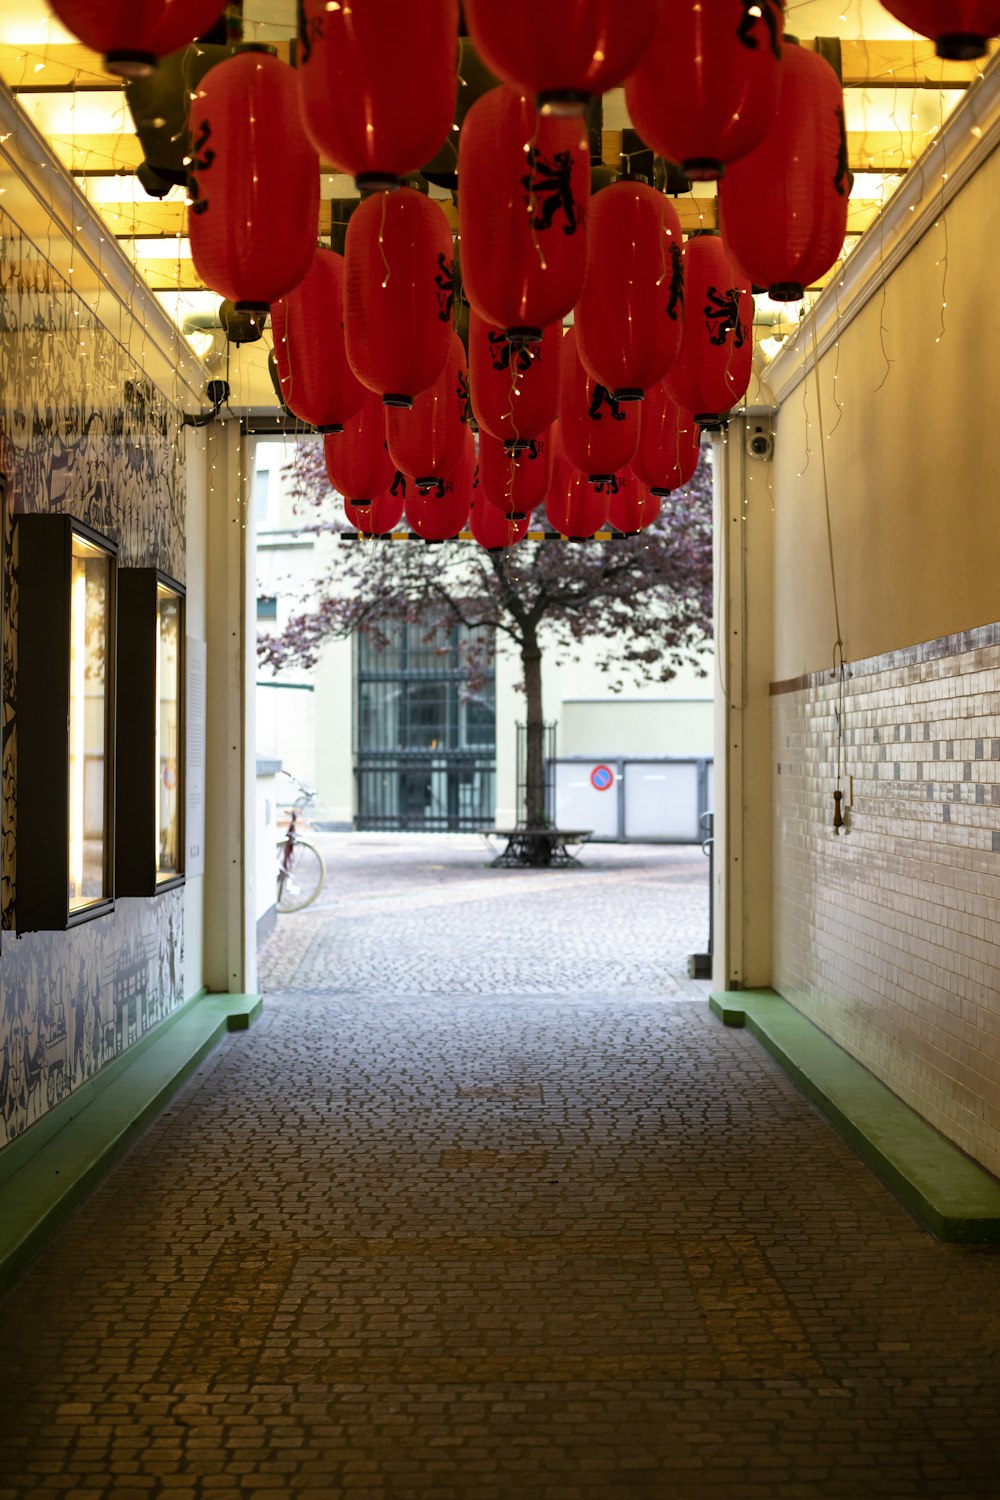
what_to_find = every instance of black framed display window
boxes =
[16,515,117,931]
[116,570,185,896]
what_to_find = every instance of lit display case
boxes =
[16,516,117,931]
[116,570,185,895]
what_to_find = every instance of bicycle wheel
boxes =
[275,839,325,913]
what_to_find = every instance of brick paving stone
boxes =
[1,836,1000,1497]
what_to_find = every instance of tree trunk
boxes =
[521,629,551,865]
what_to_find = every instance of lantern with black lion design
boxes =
[345,188,455,409]
[272,248,365,433]
[665,232,753,426]
[188,48,318,312]
[297,0,459,189]
[574,180,685,401]
[625,0,785,181]
[558,326,640,483]
[468,311,562,447]
[459,86,590,344]
[49,0,224,78]
[878,0,1000,57]
[464,0,661,112]
[719,38,850,301]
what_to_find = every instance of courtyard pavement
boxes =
[1,835,999,1498]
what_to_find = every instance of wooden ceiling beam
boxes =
[0,39,294,90]
[804,37,993,86]
[3,37,990,95]
[0,42,111,90]
[601,126,937,175]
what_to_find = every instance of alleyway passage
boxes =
[1,836,999,1498]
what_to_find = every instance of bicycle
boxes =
[276,773,326,913]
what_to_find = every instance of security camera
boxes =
[746,421,774,461]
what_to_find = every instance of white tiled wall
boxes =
[772,625,1000,1177]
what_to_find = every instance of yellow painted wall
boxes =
[765,134,1000,1172]
[771,147,1000,681]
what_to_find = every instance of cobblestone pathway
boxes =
[2,838,1000,1498]
[259,834,711,997]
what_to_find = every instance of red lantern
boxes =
[665,233,753,425]
[324,389,395,499]
[386,332,467,485]
[297,0,458,189]
[468,311,561,446]
[458,86,590,342]
[608,473,661,533]
[719,40,850,301]
[406,437,475,540]
[478,428,553,518]
[464,0,661,111]
[343,491,406,537]
[575,180,685,400]
[271,249,365,433]
[345,187,454,408]
[878,0,1000,57]
[624,0,784,182]
[48,0,223,78]
[559,326,640,482]
[188,49,319,311]
[470,491,530,550]
[631,381,701,495]
[545,437,609,539]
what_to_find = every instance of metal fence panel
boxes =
[549,756,713,843]
[623,760,701,841]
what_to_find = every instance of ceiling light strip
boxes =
[0,79,208,411]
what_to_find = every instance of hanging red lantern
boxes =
[345,187,454,408]
[464,0,661,111]
[468,311,561,447]
[877,0,1000,57]
[478,428,553,519]
[188,48,319,312]
[575,180,685,400]
[343,490,406,537]
[719,39,850,301]
[608,473,661,534]
[664,233,753,426]
[324,389,395,499]
[543,423,606,538]
[48,0,224,78]
[458,86,590,342]
[386,332,468,486]
[624,0,784,182]
[406,436,475,541]
[297,0,458,189]
[470,491,530,550]
[559,326,640,482]
[271,249,365,433]
[631,381,701,495]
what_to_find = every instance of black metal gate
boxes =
[356,753,496,831]
[355,622,496,832]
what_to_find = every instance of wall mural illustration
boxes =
[0,206,187,1143]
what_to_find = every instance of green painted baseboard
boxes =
[0,991,262,1294]
[710,989,1000,1244]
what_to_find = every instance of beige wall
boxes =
[313,635,355,825]
[494,633,714,827]
[764,114,1000,1170]
[771,145,1000,681]
[560,699,712,758]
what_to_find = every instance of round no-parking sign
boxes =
[590,764,614,792]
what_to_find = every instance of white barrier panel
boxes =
[623,761,701,841]
[554,761,620,839]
